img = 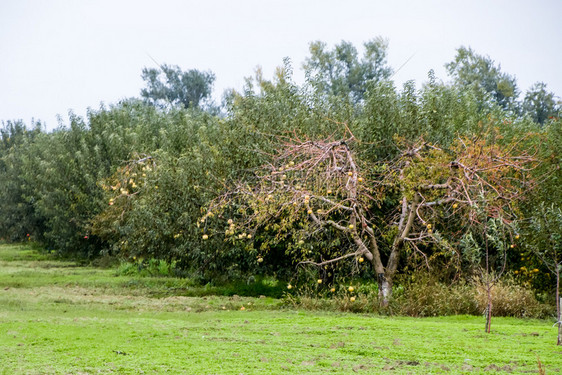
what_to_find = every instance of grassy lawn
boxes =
[1,244,561,374]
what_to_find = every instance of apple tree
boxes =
[203,128,539,306]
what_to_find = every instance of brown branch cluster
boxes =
[203,132,541,303]
[387,137,540,230]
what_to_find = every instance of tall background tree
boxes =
[303,38,392,103]
[522,82,560,125]
[140,64,216,110]
[446,46,519,113]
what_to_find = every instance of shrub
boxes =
[284,272,553,318]
[393,273,479,317]
[474,276,552,319]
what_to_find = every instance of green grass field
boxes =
[1,244,561,374]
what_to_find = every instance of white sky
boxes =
[1,0,561,130]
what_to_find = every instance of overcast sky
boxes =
[1,0,561,130]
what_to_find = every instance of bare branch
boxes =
[298,251,364,267]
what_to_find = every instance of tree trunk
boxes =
[377,273,392,307]
[485,285,492,333]
[556,298,562,345]
[361,231,392,308]
[556,270,562,345]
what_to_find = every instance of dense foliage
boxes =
[141,64,216,110]
[1,40,560,305]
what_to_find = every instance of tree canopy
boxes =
[522,82,560,125]
[140,64,215,110]
[303,38,392,103]
[446,46,519,113]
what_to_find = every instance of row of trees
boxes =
[1,39,561,335]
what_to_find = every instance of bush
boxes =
[474,276,552,319]
[284,273,554,319]
[393,273,479,317]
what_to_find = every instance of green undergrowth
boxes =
[1,244,562,374]
[0,244,555,317]
[0,244,284,299]
[286,275,554,319]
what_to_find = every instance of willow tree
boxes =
[203,129,539,306]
